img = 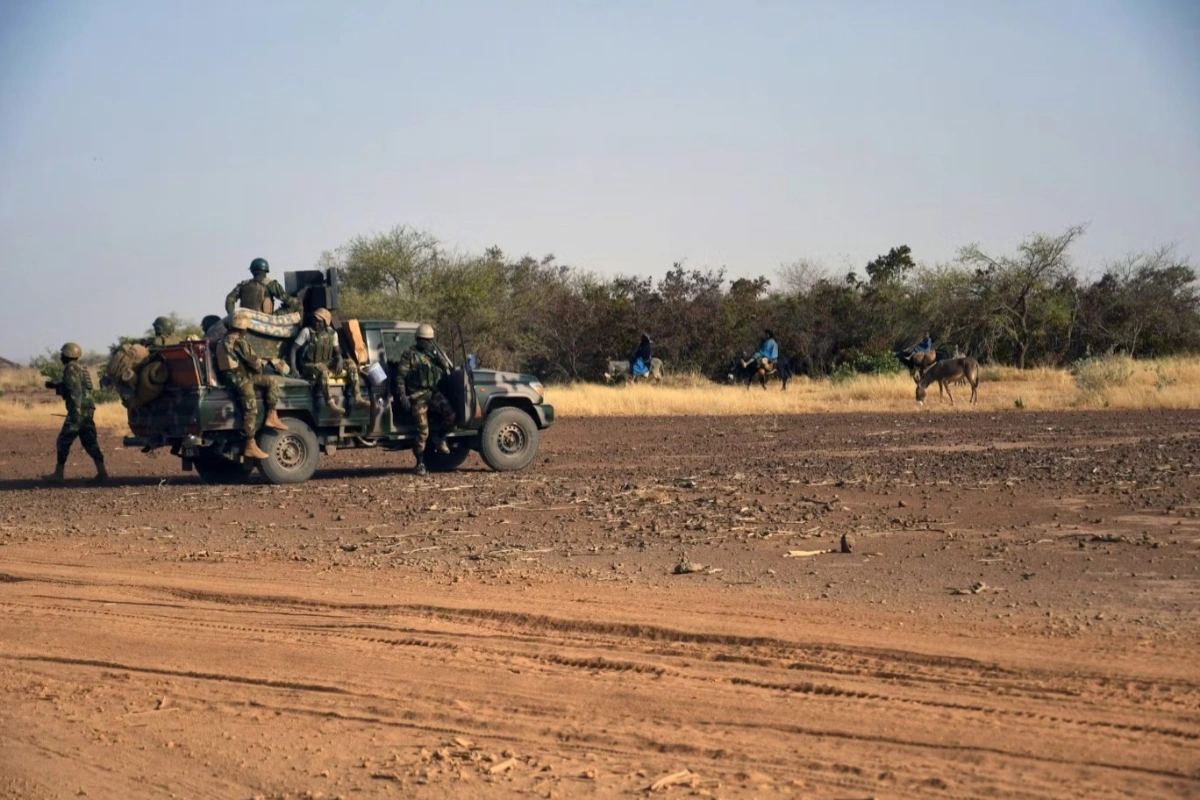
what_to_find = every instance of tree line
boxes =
[320,224,1200,382]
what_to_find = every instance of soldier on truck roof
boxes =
[225,258,298,317]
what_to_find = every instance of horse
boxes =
[897,346,965,383]
[916,357,979,405]
[605,357,664,385]
[727,354,794,391]
[896,348,938,383]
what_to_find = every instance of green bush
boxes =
[30,349,64,383]
[1152,365,1178,391]
[830,362,858,385]
[1073,355,1134,396]
[94,387,120,405]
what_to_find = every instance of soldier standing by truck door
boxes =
[43,342,107,484]
[292,308,364,417]
[225,258,297,316]
[393,323,455,476]
[216,311,289,459]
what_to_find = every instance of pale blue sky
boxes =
[1,0,1197,359]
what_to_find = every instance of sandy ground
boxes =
[1,411,1198,799]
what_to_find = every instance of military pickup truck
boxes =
[123,297,554,484]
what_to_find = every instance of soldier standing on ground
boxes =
[215,311,289,460]
[225,258,297,317]
[44,342,107,484]
[392,323,455,476]
[292,308,364,417]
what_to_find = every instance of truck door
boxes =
[443,367,475,427]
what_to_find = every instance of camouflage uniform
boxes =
[54,361,105,469]
[216,330,281,438]
[395,345,455,455]
[144,317,180,347]
[296,326,362,410]
[225,277,295,316]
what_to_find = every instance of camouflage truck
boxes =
[122,271,554,484]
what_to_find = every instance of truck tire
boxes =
[257,417,320,484]
[425,442,472,472]
[193,452,255,485]
[479,407,539,472]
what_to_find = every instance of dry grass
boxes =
[0,398,128,429]
[0,367,45,394]
[551,356,1200,417]
[2,357,1197,428]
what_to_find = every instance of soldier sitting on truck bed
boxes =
[225,258,298,317]
[291,308,364,417]
[142,316,181,347]
[216,311,290,460]
[392,323,455,476]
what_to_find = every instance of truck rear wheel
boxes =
[257,417,320,484]
[479,407,539,472]
[193,452,254,485]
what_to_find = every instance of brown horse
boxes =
[897,348,938,383]
[728,355,793,391]
[916,357,979,405]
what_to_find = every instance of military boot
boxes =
[264,409,289,431]
[414,454,428,477]
[351,394,367,411]
[43,464,65,484]
[327,397,345,417]
[244,439,270,460]
[91,459,108,484]
[434,437,451,455]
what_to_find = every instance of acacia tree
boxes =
[333,225,443,319]
[959,225,1086,368]
[1080,246,1200,356]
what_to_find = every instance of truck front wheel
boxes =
[257,417,320,484]
[479,407,539,472]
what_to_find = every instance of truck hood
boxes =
[470,369,540,387]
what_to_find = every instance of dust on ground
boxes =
[1,411,1198,799]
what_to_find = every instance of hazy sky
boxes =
[1,0,1197,360]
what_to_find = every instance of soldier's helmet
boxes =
[416,323,435,340]
[153,316,175,335]
[60,342,83,360]
[249,257,270,274]
[200,315,221,334]
[313,308,333,326]
[230,311,252,331]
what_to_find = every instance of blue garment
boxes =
[914,336,933,353]
[753,338,778,361]
[631,358,650,378]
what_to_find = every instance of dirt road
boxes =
[2,411,1198,799]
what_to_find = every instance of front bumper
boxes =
[534,404,555,428]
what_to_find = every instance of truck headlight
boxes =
[530,381,545,399]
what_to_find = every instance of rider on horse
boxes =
[630,333,653,379]
[745,329,778,373]
[912,333,933,354]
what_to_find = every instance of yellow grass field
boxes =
[1,356,1198,428]
[550,356,1200,417]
